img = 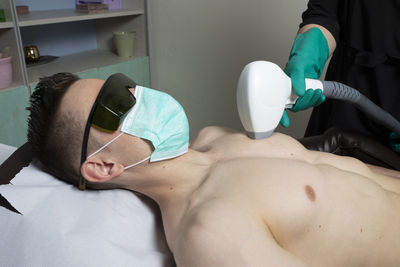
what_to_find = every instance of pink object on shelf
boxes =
[76,0,121,10]
[0,54,12,89]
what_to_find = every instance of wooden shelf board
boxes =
[0,22,14,29]
[18,8,144,27]
[27,49,144,83]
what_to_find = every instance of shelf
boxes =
[18,8,145,27]
[26,49,142,83]
[0,22,13,29]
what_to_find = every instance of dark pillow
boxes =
[299,128,400,170]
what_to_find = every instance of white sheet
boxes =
[0,144,174,267]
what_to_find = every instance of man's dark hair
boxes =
[27,72,82,185]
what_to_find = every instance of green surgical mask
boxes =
[89,86,190,169]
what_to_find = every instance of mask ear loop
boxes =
[87,131,151,169]
[124,156,151,170]
[87,132,124,159]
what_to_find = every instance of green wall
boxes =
[0,57,149,147]
[0,86,30,147]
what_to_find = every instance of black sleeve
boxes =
[299,0,341,43]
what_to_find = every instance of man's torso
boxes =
[172,127,400,266]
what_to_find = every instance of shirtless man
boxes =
[27,73,400,267]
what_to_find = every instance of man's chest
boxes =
[184,159,400,266]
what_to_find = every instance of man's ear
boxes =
[81,157,124,184]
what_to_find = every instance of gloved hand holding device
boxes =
[280,27,330,127]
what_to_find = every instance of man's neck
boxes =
[123,148,215,245]
[124,148,215,212]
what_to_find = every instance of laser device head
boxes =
[237,61,294,139]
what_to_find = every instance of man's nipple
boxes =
[305,185,316,202]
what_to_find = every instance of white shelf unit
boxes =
[18,8,144,27]
[23,9,148,83]
[0,0,149,91]
[26,49,135,83]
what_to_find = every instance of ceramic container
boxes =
[113,31,136,57]
[0,54,12,89]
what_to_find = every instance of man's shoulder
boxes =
[190,126,237,150]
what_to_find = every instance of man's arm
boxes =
[176,224,310,267]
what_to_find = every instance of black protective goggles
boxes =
[79,73,136,190]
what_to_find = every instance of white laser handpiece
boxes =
[236,60,400,140]
[236,61,323,139]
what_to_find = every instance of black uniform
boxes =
[301,0,400,145]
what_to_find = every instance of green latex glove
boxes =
[291,89,326,112]
[388,132,400,153]
[280,27,330,128]
[279,89,326,128]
